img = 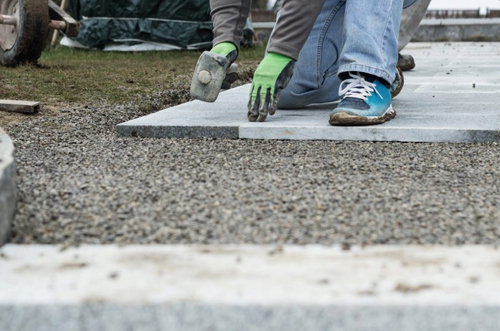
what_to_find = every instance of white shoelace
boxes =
[339,72,383,101]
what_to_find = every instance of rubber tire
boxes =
[0,0,49,66]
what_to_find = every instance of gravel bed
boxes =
[6,92,500,246]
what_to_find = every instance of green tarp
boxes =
[67,0,214,49]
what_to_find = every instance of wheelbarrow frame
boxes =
[0,0,79,66]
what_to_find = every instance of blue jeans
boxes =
[277,0,405,109]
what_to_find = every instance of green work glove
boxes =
[211,42,238,61]
[248,52,294,122]
[211,42,239,89]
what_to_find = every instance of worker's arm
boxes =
[246,0,326,121]
[190,0,250,102]
[211,0,252,53]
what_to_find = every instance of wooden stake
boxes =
[50,0,68,49]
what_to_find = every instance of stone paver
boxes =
[0,129,16,246]
[118,43,500,143]
[1,245,500,331]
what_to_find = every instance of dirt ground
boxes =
[0,47,261,128]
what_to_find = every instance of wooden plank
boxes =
[0,100,40,114]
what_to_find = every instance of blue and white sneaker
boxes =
[329,72,396,126]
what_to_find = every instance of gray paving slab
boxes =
[2,305,499,331]
[117,88,244,138]
[2,245,500,331]
[118,42,500,142]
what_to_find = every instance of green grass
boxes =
[0,46,265,107]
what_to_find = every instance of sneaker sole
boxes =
[391,67,404,99]
[329,106,396,126]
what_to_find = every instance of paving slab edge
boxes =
[1,304,499,331]
[117,124,239,139]
[0,128,16,246]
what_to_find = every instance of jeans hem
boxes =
[338,64,394,84]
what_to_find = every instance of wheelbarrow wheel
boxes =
[0,0,49,66]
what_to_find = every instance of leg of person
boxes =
[279,0,422,110]
[247,0,326,122]
[277,0,347,110]
[190,0,250,102]
[399,0,431,51]
[330,0,404,126]
[398,0,432,71]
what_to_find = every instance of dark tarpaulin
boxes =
[67,0,214,49]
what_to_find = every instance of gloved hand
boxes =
[190,42,239,102]
[211,42,239,89]
[247,52,294,122]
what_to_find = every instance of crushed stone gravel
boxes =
[5,92,500,246]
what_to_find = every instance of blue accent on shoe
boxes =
[336,97,369,111]
[329,73,396,125]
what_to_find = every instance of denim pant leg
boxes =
[279,0,405,109]
[278,0,346,109]
[338,0,404,85]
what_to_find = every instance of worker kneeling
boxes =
[191,0,423,126]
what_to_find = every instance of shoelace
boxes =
[339,72,383,101]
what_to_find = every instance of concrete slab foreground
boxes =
[1,245,500,330]
[0,129,16,245]
[118,43,500,142]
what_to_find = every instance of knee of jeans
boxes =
[278,86,309,109]
[278,74,341,109]
[277,73,317,109]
